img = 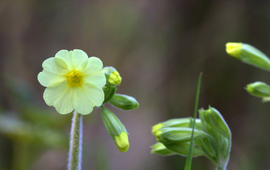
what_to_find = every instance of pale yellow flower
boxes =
[38,49,106,115]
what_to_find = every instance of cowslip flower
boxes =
[38,49,106,115]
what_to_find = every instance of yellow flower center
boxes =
[67,70,83,87]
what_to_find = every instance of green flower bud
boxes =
[109,94,139,110]
[162,141,205,157]
[152,123,163,136]
[226,42,270,71]
[157,127,212,144]
[103,66,122,85]
[150,142,176,156]
[115,131,129,152]
[151,118,202,136]
[101,107,129,152]
[102,85,117,104]
[246,81,270,98]
[199,106,231,139]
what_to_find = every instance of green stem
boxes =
[216,165,226,170]
[184,73,202,170]
[68,110,83,170]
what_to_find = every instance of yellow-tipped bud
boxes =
[226,42,242,58]
[150,142,175,156]
[115,132,129,152]
[103,66,122,85]
[108,71,122,85]
[246,81,270,98]
[226,42,270,71]
[151,123,163,136]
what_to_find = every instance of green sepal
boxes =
[152,118,202,136]
[162,141,205,157]
[199,107,231,140]
[195,137,217,161]
[109,94,139,110]
[150,142,176,156]
[102,85,117,104]
[240,43,270,71]
[101,107,128,139]
[246,81,270,98]
[157,127,213,144]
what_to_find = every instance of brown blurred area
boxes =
[0,0,270,169]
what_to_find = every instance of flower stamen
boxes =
[67,70,83,87]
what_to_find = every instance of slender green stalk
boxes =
[184,73,202,170]
[216,165,226,170]
[68,110,83,170]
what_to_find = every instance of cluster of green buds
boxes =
[151,106,231,170]
[101,67,139,152]
[226,42,270,102]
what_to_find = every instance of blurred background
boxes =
[0,0,270,169]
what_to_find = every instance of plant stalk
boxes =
[68,110,83,170]
[216,164,226,170]
[184,72,202,170]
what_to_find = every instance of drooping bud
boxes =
[101,107,129,152]
[114,131,129,152]
[151,118,202,136]
[246,81,270,98]
[109,94,139,110]
[150,142,176,156]
[226,42,270,71]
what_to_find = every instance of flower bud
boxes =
[109,94,139,110]
[226,42,270,71]
[150,142,176,156]
[157,127,211,144]
[199,106,231,139]
[152,123,163,136]
[246,81,270,98]
[162,141,205,157]
[101,107,129,152]
[103,67,122,85]
[115,131,129,152]
[102,85,117,104]
[151,118,202,136]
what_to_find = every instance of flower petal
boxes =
[71,49,88,70]
[84,71,106,87]
[82,83,104,106]
[81,57,103,75]
[42,57,69,75]
[55,50,73,70]
[38,70,66,87]
[43,82,74,114]
[73,87,94,115]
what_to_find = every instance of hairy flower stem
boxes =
[68,111,83,170]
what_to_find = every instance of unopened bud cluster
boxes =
[151,106,231,169]
[101,66,139,152]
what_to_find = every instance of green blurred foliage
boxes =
[0,0,270,170]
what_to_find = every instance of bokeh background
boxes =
[0,0,270,170]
